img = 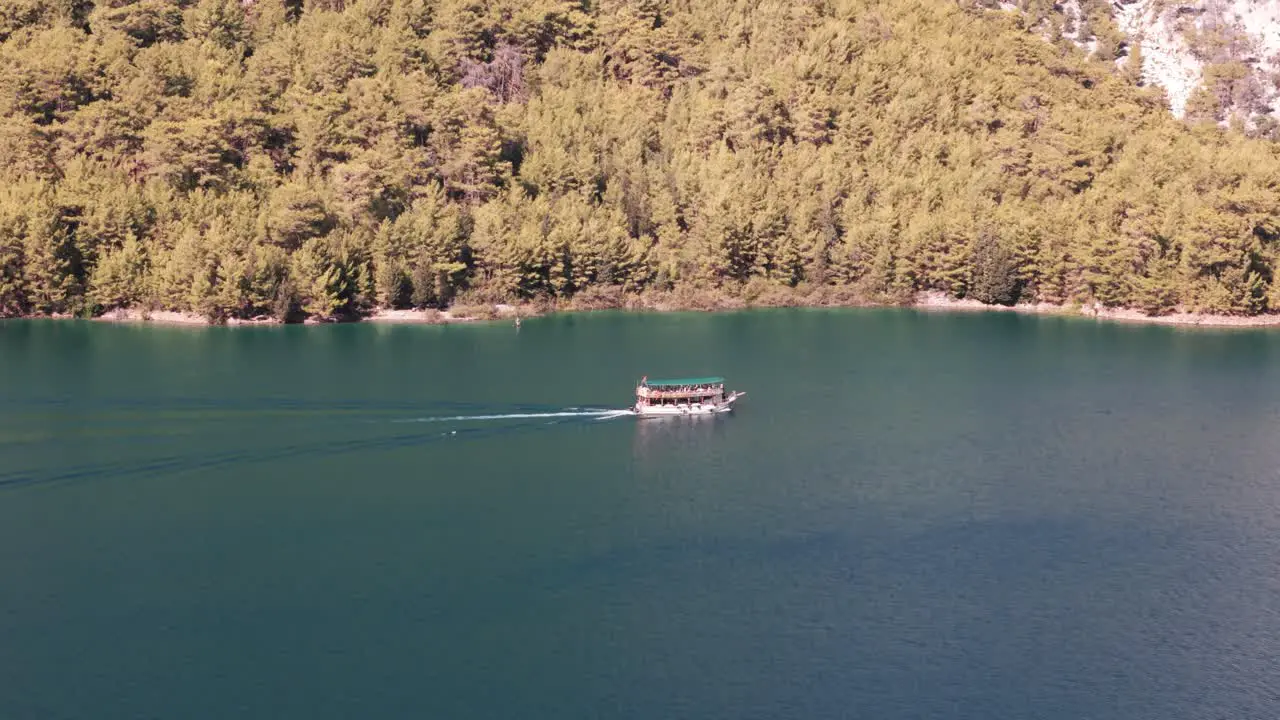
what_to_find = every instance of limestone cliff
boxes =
[1122,0,1280,122]
[1083,0,1280,125]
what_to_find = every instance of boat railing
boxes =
[638,387,724,399]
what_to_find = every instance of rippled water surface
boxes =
[2,310,1279,718]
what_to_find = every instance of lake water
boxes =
[2,310,1280,719]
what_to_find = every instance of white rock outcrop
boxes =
[1113,0,1280,120]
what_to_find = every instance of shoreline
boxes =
[911,291,1280,328]
[84,305,528,327]
[12,293,1280,329]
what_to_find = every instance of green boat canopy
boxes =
[642,377,724,387]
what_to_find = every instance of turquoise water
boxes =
[3,311,1280,718]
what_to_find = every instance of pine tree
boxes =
[89,235,149,310]
[4,0,1280,320]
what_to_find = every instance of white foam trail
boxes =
[395,409,633,424]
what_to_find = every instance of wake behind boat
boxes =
[633,376,744,417]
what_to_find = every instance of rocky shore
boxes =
[19,293,1280,329]
[913,291,1280,328]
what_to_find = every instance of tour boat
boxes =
[633,376,744,417]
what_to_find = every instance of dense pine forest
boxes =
[3,0,1280,321]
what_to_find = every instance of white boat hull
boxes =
[633,392,744,417]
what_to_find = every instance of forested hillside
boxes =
[3,0,1280,321]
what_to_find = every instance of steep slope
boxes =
[1127,0,1280,124]
[2,0,1280,321]
[1036,0,1280,127]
